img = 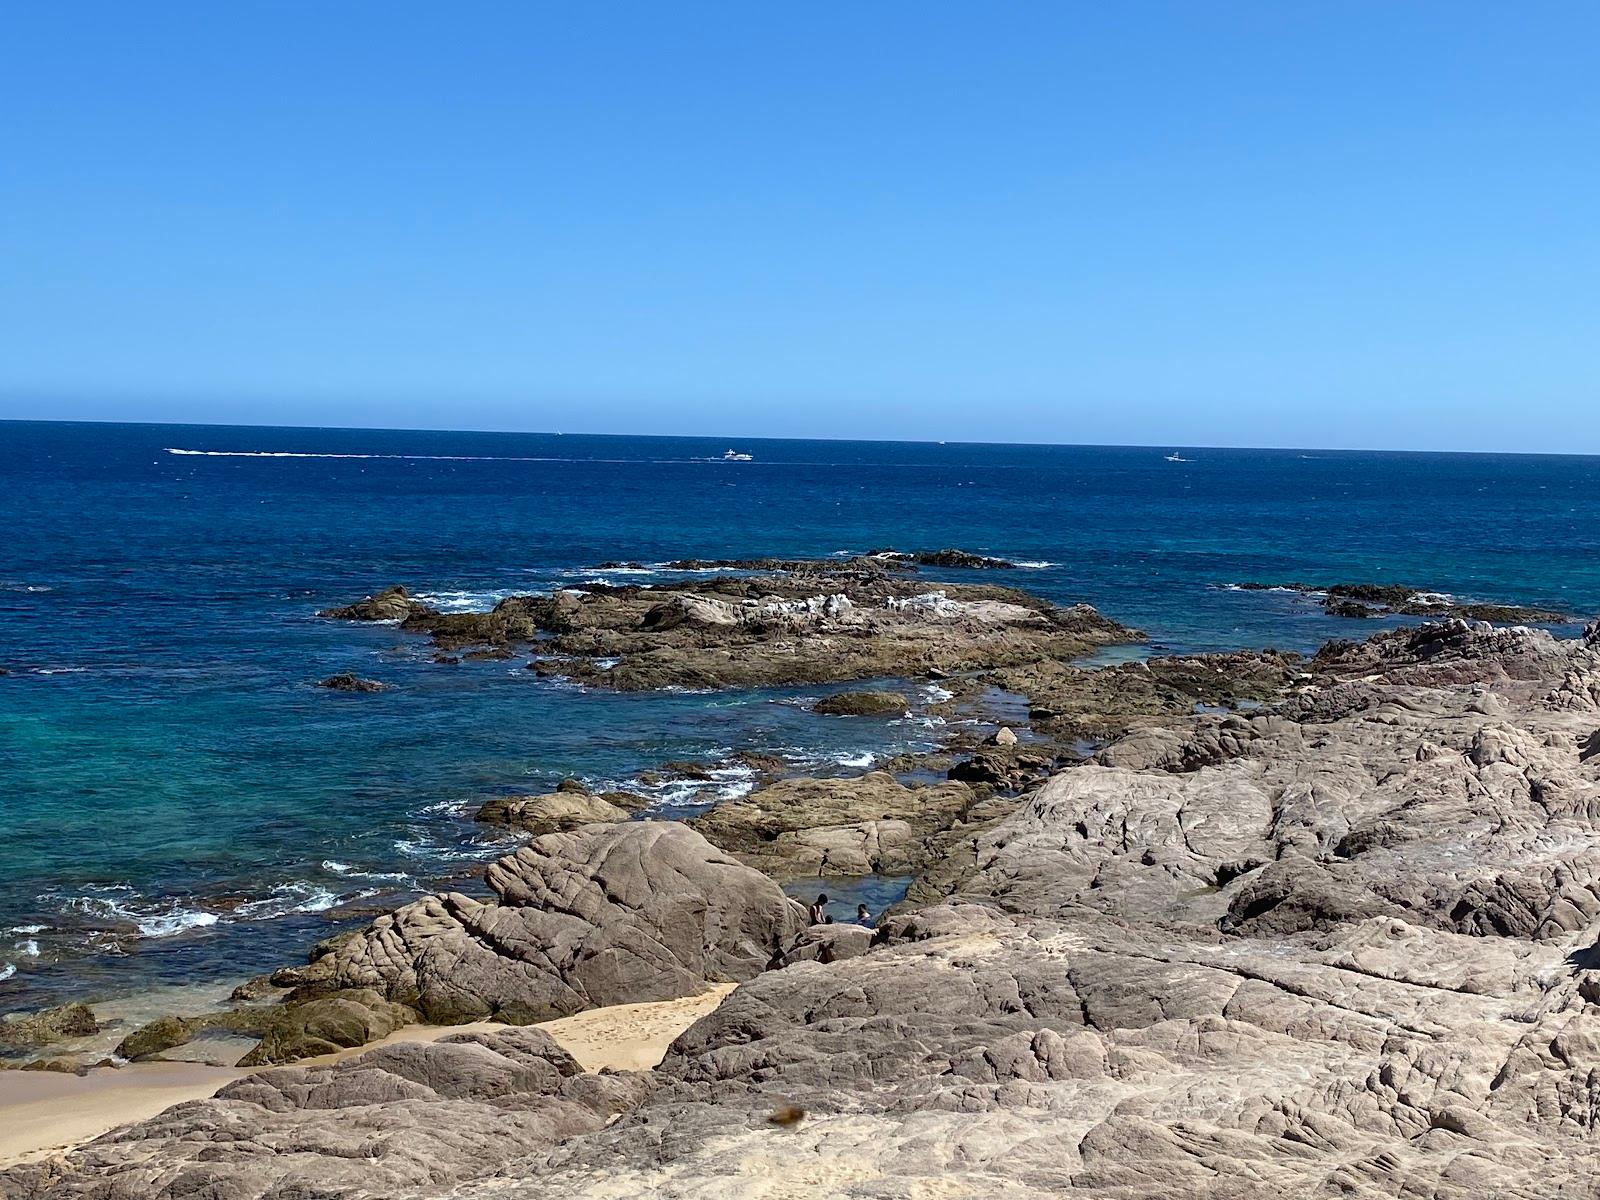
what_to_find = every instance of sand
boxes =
[0,983,736,1167]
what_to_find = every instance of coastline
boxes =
[0,984,735,1167]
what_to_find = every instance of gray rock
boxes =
[690,771,975,879]
[277,821,808,1024]
[0,1027,649,1199]
[475,790,631,834]
[22,620,1600,1199]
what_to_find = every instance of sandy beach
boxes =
[0,984,735,1167]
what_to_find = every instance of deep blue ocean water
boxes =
[3,420,1599,1012]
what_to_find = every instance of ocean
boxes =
[2,419,1598,1013]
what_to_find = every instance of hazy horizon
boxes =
[7,413,1599,459]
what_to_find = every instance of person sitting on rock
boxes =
[856,903,871,924]
[807,894,828,925]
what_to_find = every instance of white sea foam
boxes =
[836,752,875,769]
[135,909,219,937]
[412,588,524,613]
[1011,560,1056,568]
[16,940,39,957]
[8,924,46,935]
[0,963,14,982]
[323,860,416,885]
[61,888,219,938]
[235,883,341,919]
[922,683,954,702]
[167,448,563,463]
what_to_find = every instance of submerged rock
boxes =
[812,689,909,716]
[317,672,388,692]
[1237,580,1569,623]
[866,547,1019,569]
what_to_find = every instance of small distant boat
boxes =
[1165,452,1189,462]
[722,449,753,461]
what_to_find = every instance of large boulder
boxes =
[690,771,976,879]
[276,821,808,1024]
[317,585,420,621]
[475,790,633,834]
[0,1002,97,1051]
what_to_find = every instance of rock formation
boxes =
[317,673,388,692]
[690,771,976,879]
[0,1003,97,1051]
[0,1028,649,1199]
[16,619,1600,1198]
[321,568,1137,690]
[270,821,807,1025]
[811,689,909,716]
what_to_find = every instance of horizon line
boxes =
[3,414,1598,460]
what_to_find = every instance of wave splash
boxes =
[166,448,564,463]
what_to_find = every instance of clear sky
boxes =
[1,3,1596,451]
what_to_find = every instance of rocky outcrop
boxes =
[19,618,1600,1199]
[690,772,976,879]
[990,648,1302,742]
[317,672,388,692]
[0,1003,97,1051]
[273,821,807,1025]
[499,901,1600,1199]
[317,584,421,621]
[475,787,637,834]
[948,742,1058,790]
[1236,580,1568,623]
[1311,616,1576,687]
[811,689,909,716]
[0,1028,649,1200]
[323,569,1137,691]
[866,547,1019,569]
[114,989,417,1065]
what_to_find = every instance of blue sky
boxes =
[1,3,1595,450]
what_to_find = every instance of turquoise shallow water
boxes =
[2,420,1598,1011]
